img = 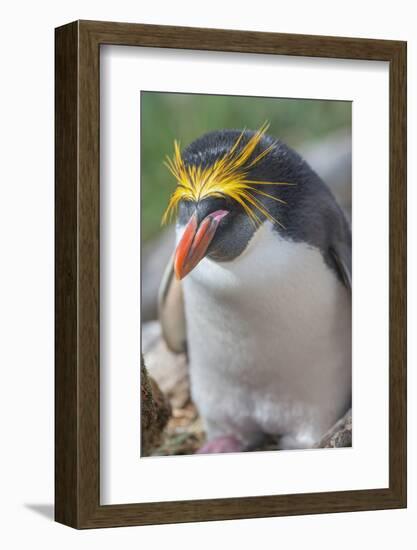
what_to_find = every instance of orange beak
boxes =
[174,210,229,280]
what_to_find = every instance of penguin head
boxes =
[162,123,295,280]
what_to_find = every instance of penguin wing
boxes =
[329,241,351,291]
[158,253,187,353]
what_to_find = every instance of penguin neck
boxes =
[182,220,346,307]
[182,222,298,299]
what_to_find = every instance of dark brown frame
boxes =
[55,20,407,529]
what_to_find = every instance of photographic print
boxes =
[55,21,406,527]
[141,92,352,457]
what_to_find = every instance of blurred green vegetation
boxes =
[141,92,351,242]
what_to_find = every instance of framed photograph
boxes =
[55,20,407,528]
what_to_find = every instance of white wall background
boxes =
[0,1,414,547]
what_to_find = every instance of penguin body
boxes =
[159,125,352,451]
[181,221,351,449]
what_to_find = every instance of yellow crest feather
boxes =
[162,122,294,227]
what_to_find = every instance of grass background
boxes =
[141,92,351,242]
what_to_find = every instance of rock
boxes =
[142,320,163,354]
[142,321,190,409]
[140,356,171,456]
[300,130,352,222]
[315,409,352,448]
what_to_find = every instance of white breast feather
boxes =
[181,222,351,449]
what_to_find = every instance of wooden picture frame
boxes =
[55,20,407,528]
